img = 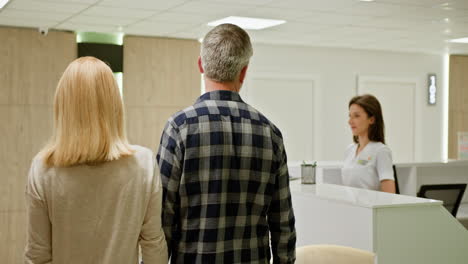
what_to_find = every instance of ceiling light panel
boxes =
[449,37,468,43]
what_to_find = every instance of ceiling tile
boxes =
[165,24,212,39]
[267,0,356,12]
[0,9,71,22]
[36,0,98,4]
[170,1,252,16]
[55,21,121,33]
[125,20,193,36]
[249,29,339,46]
[0,17,57,28]
[240,6,322,22]
[448,42,468,54]
[202,0,274,6]
[81,6,157,19]
[295,11,375,26]
[392,6,468,21]
[147,11,217,25]
[98,0,188,11]
[6,0,90,14]
[66,15,139,27]
[335,2,421,17]
[265,22,331,34]
[379,0,457,9]
[450,0,468,9]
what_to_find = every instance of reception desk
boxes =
[395,160,468,203]
[288,160,468,217]
[291,181,468,264]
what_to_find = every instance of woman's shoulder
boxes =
[127,145,159,184]
[130,145,154,158]
[30,153,50,174]
[28,153,55,189]
[127,145,156,167]
[345,143,357,153]
[370,141,392,154]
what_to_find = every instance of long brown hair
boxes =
[41,57,134,167]
[349,94,385,144]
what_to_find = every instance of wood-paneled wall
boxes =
[448,55,468,159]
[123,35,201,151]
[0,26,76,263]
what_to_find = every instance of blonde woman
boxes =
[24,57,167,264]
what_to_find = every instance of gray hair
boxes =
[201,24,253,82]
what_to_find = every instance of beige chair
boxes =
[296,244,375,264]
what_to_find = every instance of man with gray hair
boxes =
[157,23,296,264]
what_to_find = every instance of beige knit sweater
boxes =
[24,145,168,264]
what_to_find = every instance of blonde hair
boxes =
[41,56,134,167]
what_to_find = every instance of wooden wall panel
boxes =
[0,26,76,261]
[0,27,74,105]
[0,211,27,264]
[123,36,201,151]
[0,106,25,211]
[448,55,468,159]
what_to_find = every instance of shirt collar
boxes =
[196,90,244,104]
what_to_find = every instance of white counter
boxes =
[291,181,468,264]
[289,160,468,204]
[292,182,442,208]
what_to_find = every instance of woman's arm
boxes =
[139,170,168,264]
[25,161,52,264]
[380,179,396,193]
[376,146,396,193]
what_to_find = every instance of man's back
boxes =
[157,90,296,264]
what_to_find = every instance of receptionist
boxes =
[342,94,396,193]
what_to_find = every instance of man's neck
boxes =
[204,78,241,93]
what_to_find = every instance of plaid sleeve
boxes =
[156,120,184,259]
[268,136,296,264]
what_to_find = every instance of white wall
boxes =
[240,43,445,163]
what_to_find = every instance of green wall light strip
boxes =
[76,32,124,45]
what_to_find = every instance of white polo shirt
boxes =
[341,141,394,191]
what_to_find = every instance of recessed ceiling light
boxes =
[436,3,453,10]
[359,0,375,2]
[449,37,468,44]
[0,0,10,9]
[444,18,450,23]
[207,16,286,30]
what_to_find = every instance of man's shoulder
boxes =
[167,105,197,127]
[167,100,222,129]
[167,100,283,136]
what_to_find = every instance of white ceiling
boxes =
[1,0,468,54]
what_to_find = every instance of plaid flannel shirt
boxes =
[157,90,296,264]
